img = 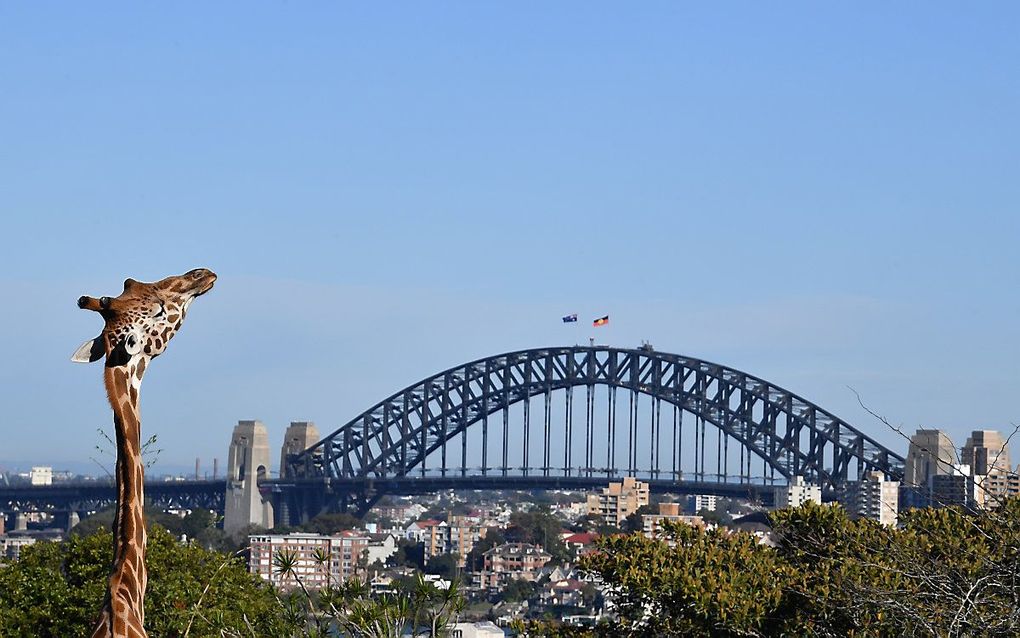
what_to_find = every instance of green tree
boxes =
[0,526,291,638]
[571,512,616,536]
[511,619,601,637]
[502,578,539,603]
[388,539,425,570]
[300,512,361,535]
[424,553,460,581]
[696,508,725,525]
[579,499,1020,637]
[505,508,569,562]
[621,504,656,533]
[291,572,465,638]
[580,520,791,637]
[772,499,1020,637]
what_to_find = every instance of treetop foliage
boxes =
[568,499,1020,637]
[0,525,289,638]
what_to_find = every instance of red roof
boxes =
[563,532,599,545]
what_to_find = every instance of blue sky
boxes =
[1,4,1018,475]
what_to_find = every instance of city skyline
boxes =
[3,4,1019,469]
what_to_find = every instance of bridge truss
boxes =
[0,480,225,528]
[277,345,904,519]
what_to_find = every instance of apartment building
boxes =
[586,477,650,527]
[774,476,822,509]
[410,517,487,566]
[845,471,899,526]
[477,542,552,590]
[248,530,369,589]
[641,502,705,538]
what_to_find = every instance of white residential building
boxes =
[0,535,36,561]
[690,494,717,512]
[364,532,399,566]
[775,476,822,509]
[845,471,899,526]
[30,466,53,486]
[449,621,505,637]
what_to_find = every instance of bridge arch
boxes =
[287,346,904,491]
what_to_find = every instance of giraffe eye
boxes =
[123,331,141,355]
[99,297,111,309]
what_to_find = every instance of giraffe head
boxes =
[72,269,217,367]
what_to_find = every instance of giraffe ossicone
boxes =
[74,268,216,638]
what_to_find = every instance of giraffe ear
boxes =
[71,336,105,363]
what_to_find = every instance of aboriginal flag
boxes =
[593,315,609,327]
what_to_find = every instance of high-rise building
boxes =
[330,530,371,581]
[961,430,1010,476]
[416,516,487,567]
[845,471,899,526]
[903,429,957,488]
[957,429,1020,507]
[775,476,822,509]
[979,470,1020,506]
[931,464,980,509]
[585,477,650,527]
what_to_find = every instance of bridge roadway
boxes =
[262,474,784,521]
[0,479,226,519]
[1,474,787,523]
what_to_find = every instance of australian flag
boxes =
[562,313,578,323]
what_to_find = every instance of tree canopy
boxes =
[505,508,568,562]
[0,525,290,638]
[570,499,1020,637]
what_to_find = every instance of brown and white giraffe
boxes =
[72,268,216,638]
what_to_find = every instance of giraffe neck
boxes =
[93,361,149,638]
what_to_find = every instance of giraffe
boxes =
[72,268,217,638]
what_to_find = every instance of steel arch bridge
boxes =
[273,345,904,520]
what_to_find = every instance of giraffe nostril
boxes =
[77,296,89,308]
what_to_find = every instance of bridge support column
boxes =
[279,421,320,478]
[224,420,275,536]
[53,511,80,532]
